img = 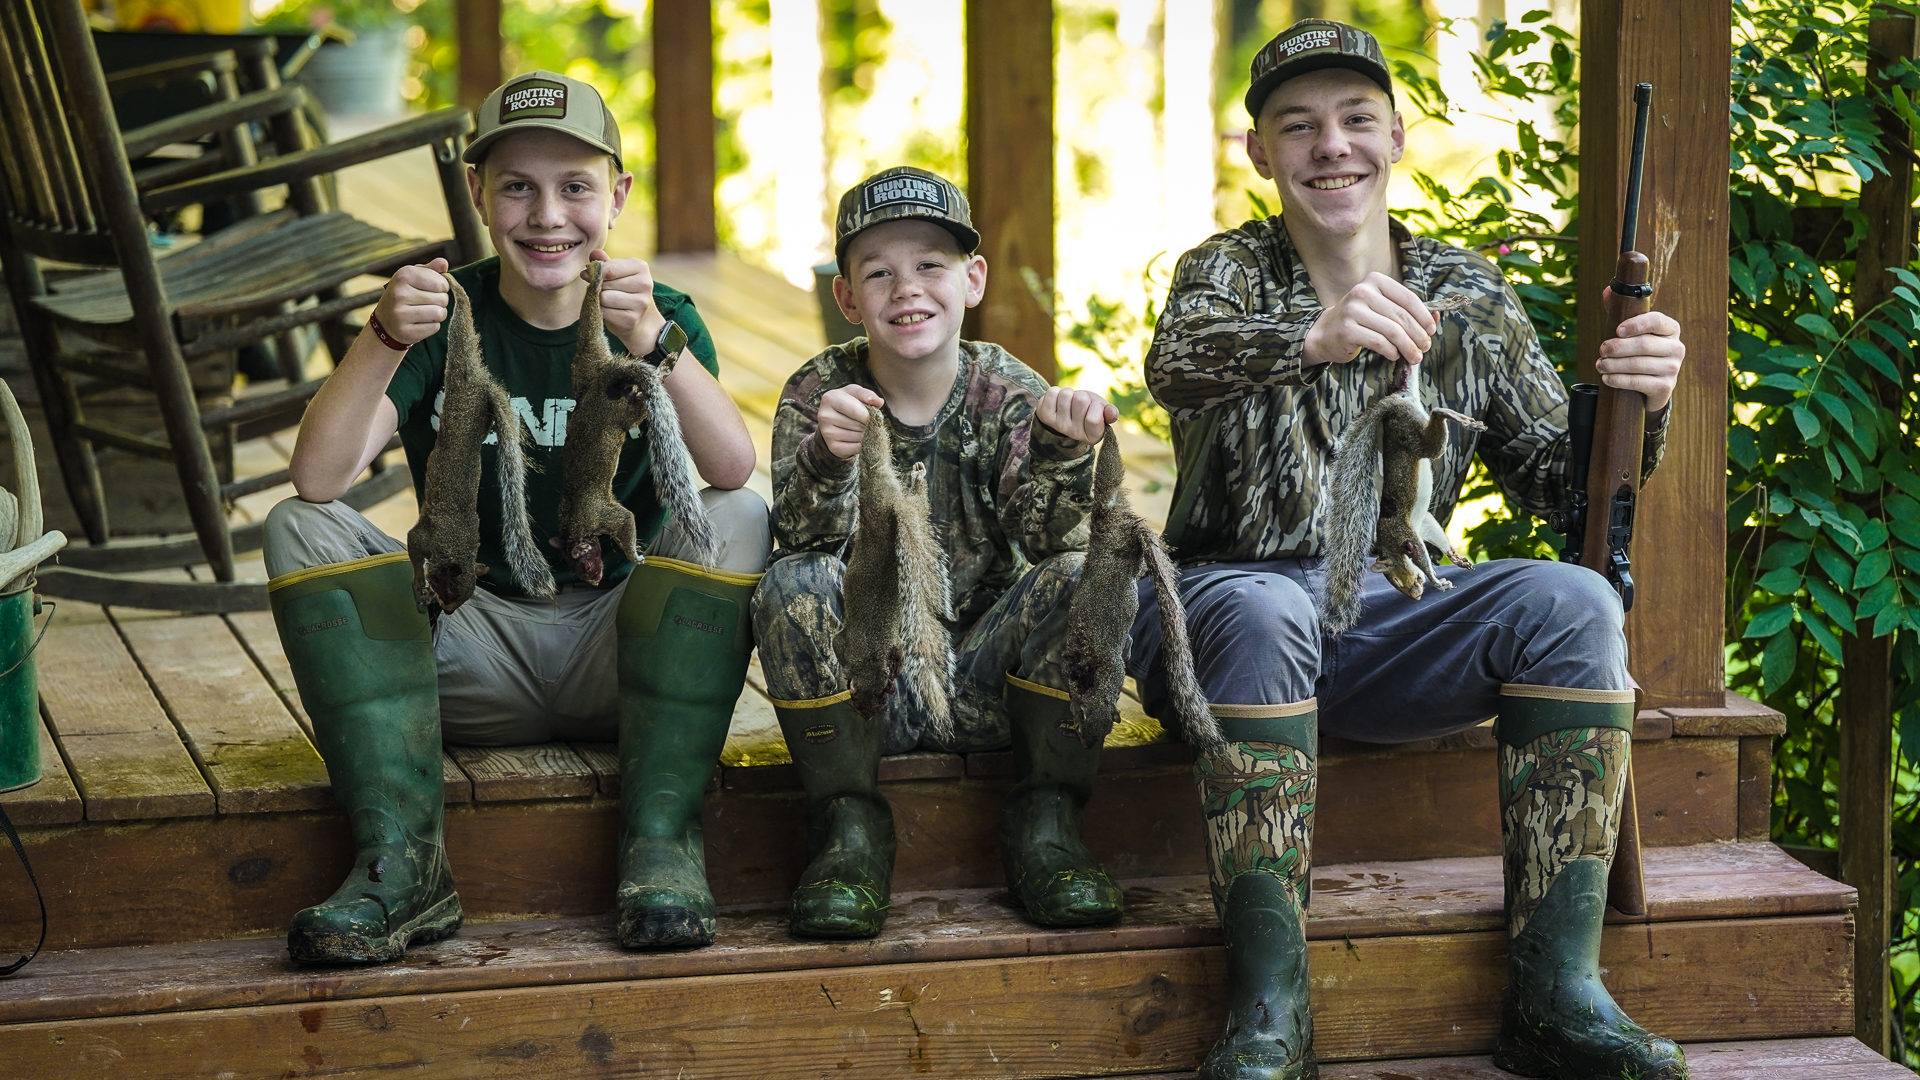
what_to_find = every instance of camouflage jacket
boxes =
[771,339,1096,628]
[1148,216,1669,565]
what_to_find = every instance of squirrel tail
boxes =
[1137,517,1221,753]
[898,459,955,743]
[1319,400,1386,634]
[637,365,720,566]
[493,386,555,598]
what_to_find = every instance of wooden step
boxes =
[0,726,1772,950]
[1121,1038,1911,1080]
[0,845,1853,1077]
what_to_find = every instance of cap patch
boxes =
[501,79,568,122]
[1277,26,1338,58]
[863,174,949,215]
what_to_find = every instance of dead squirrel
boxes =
[835,408,955,739]
[1318,296,1485,633]
[406,274,554,613]
[556,261,718,584]
[1061,429,1222,753]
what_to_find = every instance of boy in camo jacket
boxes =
[752,167,1127,940]
[1129,21,1690,1080]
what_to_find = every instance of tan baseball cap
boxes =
[463,70,623,173]
[833,167,980,274]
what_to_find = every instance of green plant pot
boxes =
[0,589,40,794]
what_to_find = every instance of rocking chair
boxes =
[0,0,487,612]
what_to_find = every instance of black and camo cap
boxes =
[834,167,981,274]
[463,70,623,173]
[1245,19,1394,120]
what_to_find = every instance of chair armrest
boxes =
[141,108,476,214]
[121,84,307,159]
[105,50,237,95]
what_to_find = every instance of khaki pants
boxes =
[263,489,772,745]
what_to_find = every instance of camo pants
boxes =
[752,550,1084,755]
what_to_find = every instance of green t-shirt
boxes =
[385,256,720,596]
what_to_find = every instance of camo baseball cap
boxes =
[1245,19,1394,120]
[463,70,623,173]
[834,167,981,274]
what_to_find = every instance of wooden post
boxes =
[456,0,503,112]
[1836,12,1916,1059]
[653,0,718,253]
[1576,0,1731,710]
[965,0,1055,381]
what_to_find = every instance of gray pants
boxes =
[1127,558,1628,744]
[752,550,1084,755]
[263,488,773,745]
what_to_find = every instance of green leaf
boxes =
[1794,312,1840,341]
[1874,601,1905,639]
[1757,566,1804,594]
[1759,540,1812,570]
[1762,627,1799,695]
[1730,426,1760,471]
[1803,614,1845,664]
[1792,405,1821,440]
[1855,550,1893,589]
[1758,373,1808,393]
[1901,707,1920,772]
[1847,338,1901,384]
[1746,603,1798,638]
[1889,469,1920,500]
[1814,542,1857,584]
[1807,575,1855,624]
[1813,391,1854,434]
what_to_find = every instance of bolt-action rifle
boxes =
[1548,82,1656,917]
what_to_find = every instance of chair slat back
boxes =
[0,0,121,266]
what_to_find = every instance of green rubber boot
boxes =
[1001,678,1122,926]
[613,557,760,949]
[1194,704,1320,1080]
[774,695,894,939]
[270,553,461,965]
[1492,691,1686,1080]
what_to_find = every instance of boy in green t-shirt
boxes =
[265,71,771,964]
[752,167,1124,939]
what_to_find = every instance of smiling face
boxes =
[1246,67,1404,244]
[467,127,631,295]
[832,219,987,367]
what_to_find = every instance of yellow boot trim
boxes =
[1005,673,1069,701]
[768,688,853,710]
[268,551,411,593]
[643,555,764,588]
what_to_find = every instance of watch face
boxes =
[658,320,688,357]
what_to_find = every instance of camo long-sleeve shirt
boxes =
[1148,216,1668,565]
[771,339,1096,628]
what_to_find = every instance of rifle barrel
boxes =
[1620,84,1653,255]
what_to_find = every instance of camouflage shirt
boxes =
[771,339,1096,628]
[1148,216,1669,564]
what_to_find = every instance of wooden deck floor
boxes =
[0,142,1174,836]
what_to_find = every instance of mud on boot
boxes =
[288,811,463,965]
[1197,870,1316,1080]
[790,793,896,938]
[1492,859,1685,1080]
[1001,679,1122,927]
[615,831,717,949]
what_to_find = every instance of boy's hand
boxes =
[1037,387,1119,447]
[374,258,452,347]
[1596,289,1686,414]
[818,385,885,459]
[588,250,670,356]
[1303,272,1437,367]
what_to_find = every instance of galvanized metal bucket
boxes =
[0,377,65,794]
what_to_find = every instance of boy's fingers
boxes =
[428,258,449,273]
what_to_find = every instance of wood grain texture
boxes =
[0,703,81,825]
[1665,690,1788,737]
[964,0,1056,381]
[1314,1038,1911,1080]
[1740,734,1775,843]
[652,0,717,252]
[34,600,212,821]
[1578,1,1731,710]
[0,914,1852,1077]
[454,0,503,111]
[445,742,597,802]
[109,608,330,814]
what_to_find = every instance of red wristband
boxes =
[366,310,409,353]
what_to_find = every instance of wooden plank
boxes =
[653,0,716,252]
[0,914,1852,1076]
[223,609,472,804]
[34,599,212,821]
[1666,690,1788,737]
[1578,1,1731,710]
[444,743,596,802]
[1316,1038,1910,1080]
[1740,734,1775,843]
[965,0,1056,381]
[0,704,81,825]
[109,608,330,814]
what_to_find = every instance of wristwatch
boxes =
[643,319,687,371]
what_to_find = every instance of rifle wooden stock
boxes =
[1586,249,1652,919]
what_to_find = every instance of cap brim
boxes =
[1245,55,1395,119]
[835,217,981,274]
[462,122,624,174]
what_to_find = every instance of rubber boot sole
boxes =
[287,891,464,965]
[618,903,716,949]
